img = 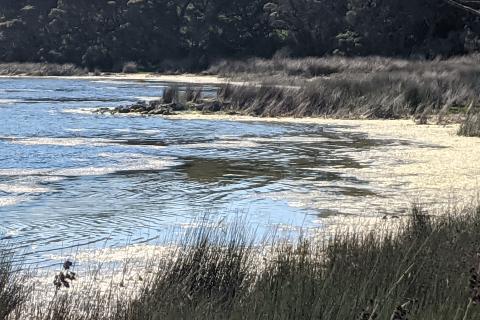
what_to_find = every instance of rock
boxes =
[95,107,111,114]
[117,106,130,114]
[148,100,185,112]
[148,100,163,109]
[170,102,187,112]
[95,99,187,116]
[149,108,173,115]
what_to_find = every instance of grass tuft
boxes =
[6,203,480,319]
[459,112,480,137]
[0,250,28,320]
[162,86,179,104]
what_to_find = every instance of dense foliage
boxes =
[0,0,479,71]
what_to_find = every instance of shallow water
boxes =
[0,78,435,267]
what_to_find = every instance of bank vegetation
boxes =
[2,203,480,319]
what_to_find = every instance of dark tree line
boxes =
[0,0,479,71]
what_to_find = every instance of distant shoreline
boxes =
[2,58,479,136]
[0,72,231,85]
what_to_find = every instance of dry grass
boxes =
[4,203,480,319]
[459,112,480,137]
[0,250,28,320]
[208,55,480,79]
[212,55,480,120]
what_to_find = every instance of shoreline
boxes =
[88,107,480,218]
[0,73,235,85]
[10,202,480,319]
[168,113,480,218]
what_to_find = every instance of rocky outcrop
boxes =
[95,99,237,116]
[96,100,184,116]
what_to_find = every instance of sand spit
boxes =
[0,73,237,85]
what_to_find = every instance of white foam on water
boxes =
[139,129,162,135]
[0,99,20,105]
[135,96,160,102]
[247,136,329,143]
[0,195,28,207]
[0,168,49,176]
[0,183,50,194]
[0,153,176,178]
[4,228,20,237]
[54,155,178,177]
[54,166,121,176]
[180,140,260,149]
[0,154,177,207]
[65,128,88,132]
[6,136,115,147]
[39,176,65,183]
[97,152,148,158]
[62,108,98,115]
[4,89,47,92]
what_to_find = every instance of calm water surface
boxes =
[0,77,417,267]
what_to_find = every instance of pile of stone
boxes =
[95,99,228,116]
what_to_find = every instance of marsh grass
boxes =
[217,71,480,119]
[459,111,480,137]
[210,55,480,120]
[122,204,480,320]
[162,85,179,104]
[208,55,480,79]
[6,204,480,319]
[0,250,28,320]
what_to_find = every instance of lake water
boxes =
[0,77,425,268]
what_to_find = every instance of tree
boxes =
[265,0,347,56]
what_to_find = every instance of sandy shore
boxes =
[0,73,236,85]
[168,113,480,221]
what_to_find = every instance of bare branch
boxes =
[444,0,480,16]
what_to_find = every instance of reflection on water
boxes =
[0,78,436,267]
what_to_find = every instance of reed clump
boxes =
[121,204,480,319]
[209,55,480,122]
[459,112,480,137]
[0,250,28,320]
[217,69,480,119]
[5,203,480,319]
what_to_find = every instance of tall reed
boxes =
[8,203,480,319]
